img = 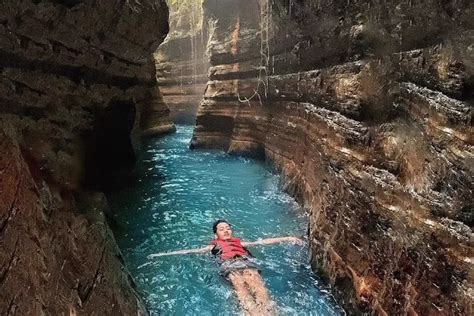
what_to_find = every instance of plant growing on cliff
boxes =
[166,0,204,36]
[167,0,202,7]
[237,0,272,106]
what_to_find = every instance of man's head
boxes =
[213,219,232,240]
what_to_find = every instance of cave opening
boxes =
[82,99,137,191]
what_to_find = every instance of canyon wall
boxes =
[0,0,172,314]
[192,0,473,314]
[155,0,208,124]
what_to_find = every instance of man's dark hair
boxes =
[213,219,230,233]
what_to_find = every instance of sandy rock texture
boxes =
[192,0,473,314]
[0,0,172,314]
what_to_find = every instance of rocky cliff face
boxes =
[192,0,473,314]
[155,0,208,124]
[0,0,171,314]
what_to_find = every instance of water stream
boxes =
[108,125,344,315]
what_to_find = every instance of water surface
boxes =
[108,125,343,315]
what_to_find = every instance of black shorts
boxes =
[218,256,260,277]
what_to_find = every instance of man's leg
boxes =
[228,271,258,314]
[241,269,274,313]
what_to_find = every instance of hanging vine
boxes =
[237,0,272,106]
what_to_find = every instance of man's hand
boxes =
[148,245,213,259]
[287,236,304,245]
[242,236,305,247]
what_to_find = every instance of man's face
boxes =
[215,222,232,240]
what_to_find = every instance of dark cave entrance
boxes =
[83,99,137,190]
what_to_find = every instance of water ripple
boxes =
[108,125,344,315]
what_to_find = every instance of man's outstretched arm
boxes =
[148,245,213,259]
[241,236,303,247]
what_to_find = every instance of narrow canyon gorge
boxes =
[155,0,208,125]
[1,0,473,315]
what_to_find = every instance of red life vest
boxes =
[210,237,249,261]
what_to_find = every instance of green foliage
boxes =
[166,0,204,35]
[167,0,202,9]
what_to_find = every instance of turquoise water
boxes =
[108,125,343,315]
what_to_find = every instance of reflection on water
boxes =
[108,125,344,315]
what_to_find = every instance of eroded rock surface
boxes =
[192,0,473,314]
[0,0,171,314]
[155,0,208,124]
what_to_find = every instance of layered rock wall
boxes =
[0,0,171,314]
[155,0,208,124]
[192,0,473,314]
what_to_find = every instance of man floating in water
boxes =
[148,219,304,315]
